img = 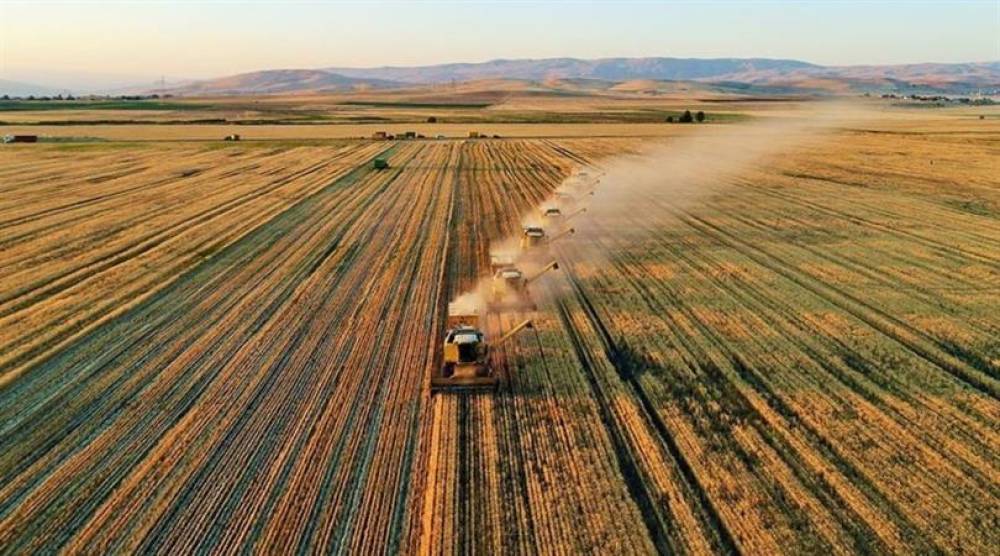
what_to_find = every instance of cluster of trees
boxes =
[0,94,173,102]
[877,93,996,106]
[666,110,706,124]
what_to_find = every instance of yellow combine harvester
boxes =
[488,260,559,311]
[541,207,563,222]
[519,226,574,252]
[542,206,587,231]
[432,304,534,392]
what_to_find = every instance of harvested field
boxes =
[1,112,998,554]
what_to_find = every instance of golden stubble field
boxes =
[0,101,997,554]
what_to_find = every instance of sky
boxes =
[1,0,998,90]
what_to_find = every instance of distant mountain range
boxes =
[324,57,822,83]
[164,69,401,96]
[8,57,995,97]
[0,79,67,97]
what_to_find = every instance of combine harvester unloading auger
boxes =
[432,167,604,394]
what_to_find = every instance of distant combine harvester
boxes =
[3,134,38,144]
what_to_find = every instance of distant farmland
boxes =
[0,110,997,553]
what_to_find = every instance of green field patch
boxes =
[0,100,218,112]
[338,100,492,109]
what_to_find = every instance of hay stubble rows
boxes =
[1,116,997,554]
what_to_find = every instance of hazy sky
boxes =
[1,0,998,87]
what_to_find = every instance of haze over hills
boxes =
[325,57,821,83]
[7,57,997,97]
[160,57,999,97]
[166,69,403,96]
[0,79,67,97]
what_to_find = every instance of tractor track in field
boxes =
[676,211,1000,397]
[735,178,1000,267]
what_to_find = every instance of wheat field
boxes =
[0,108,997,554]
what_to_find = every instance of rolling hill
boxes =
[326,57,819,83]
[160,58,1000,96]
[163,69,403,96]
[0,79,66,97]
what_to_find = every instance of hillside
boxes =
[166,69,402,96]
[327,57,819,83]
[0,79,65,97]
[159,58,1000,97]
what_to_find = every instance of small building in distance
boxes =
[223,134,241,141]
[372,131,388,140]
[3,134,38,143]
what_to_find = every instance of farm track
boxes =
[2,126,998,554]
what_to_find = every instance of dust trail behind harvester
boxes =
[453,101,873,313]
[558,101,874,272]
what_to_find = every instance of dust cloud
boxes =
[449,101,874,317]
[558,101,876,271]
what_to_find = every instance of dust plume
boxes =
[449,100,875,317]
[562,101,875,262]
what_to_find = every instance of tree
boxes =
[665,116,674,123]
[695,111,705,122]
[679,110,694,123]
[427,116,437,123]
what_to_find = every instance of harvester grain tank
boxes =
[488,260,559,311]
[432,303,535,392]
